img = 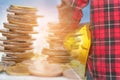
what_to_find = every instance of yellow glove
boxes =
[64,24,91,65]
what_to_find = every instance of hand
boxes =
[61,0,72,6]
[57,0,82,27]
[57,0,72,8]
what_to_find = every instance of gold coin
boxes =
[28,60,63,77]
[42,48,69,56]
[7,14,37,24]
[4,23,34,30]
[7,5,37,14]
[2,33,33,39]
[6,52,34,59]
[8,19,38,27]
[0,63,4,72]
[6,63,30,76]
[47,56,71,63]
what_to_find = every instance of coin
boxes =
[6,63,30,76]
[0,62,4,72]
[42,48,69,56]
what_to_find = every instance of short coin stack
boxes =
[0,5,39,63]
[42,23,73,63]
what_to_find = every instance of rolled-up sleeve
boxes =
[71,0,88,22]
[71,0,88,9]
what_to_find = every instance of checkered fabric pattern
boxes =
[87,0,120,80]
[71,0,88,22]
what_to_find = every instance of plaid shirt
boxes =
[72,0,120,80]
[87,0,120,80]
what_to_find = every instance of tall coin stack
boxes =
[42,23,73,63]
[0,5,38,63]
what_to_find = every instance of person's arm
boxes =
[58,0,89,29]
[61,0,72,6]
[72,0,89,23]
[62,0,88,8]
[72,0,88,8]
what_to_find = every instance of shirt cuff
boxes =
[71,0,88,9]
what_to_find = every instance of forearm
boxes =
[70,0,89,29]
[58,0,89,29]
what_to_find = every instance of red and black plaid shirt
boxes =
[88,0,120,80]
[72,0,120,80]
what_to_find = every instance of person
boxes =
[58,0,86,30]
[88,0,120,80]
[62,0,120,80]
[61,0,92,80]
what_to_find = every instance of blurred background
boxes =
[0,0,90,25]
[0,0,90,58]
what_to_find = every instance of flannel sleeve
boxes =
[71,0,88,22]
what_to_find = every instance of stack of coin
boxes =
[0,5,39,63]
[42,23,73,63]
